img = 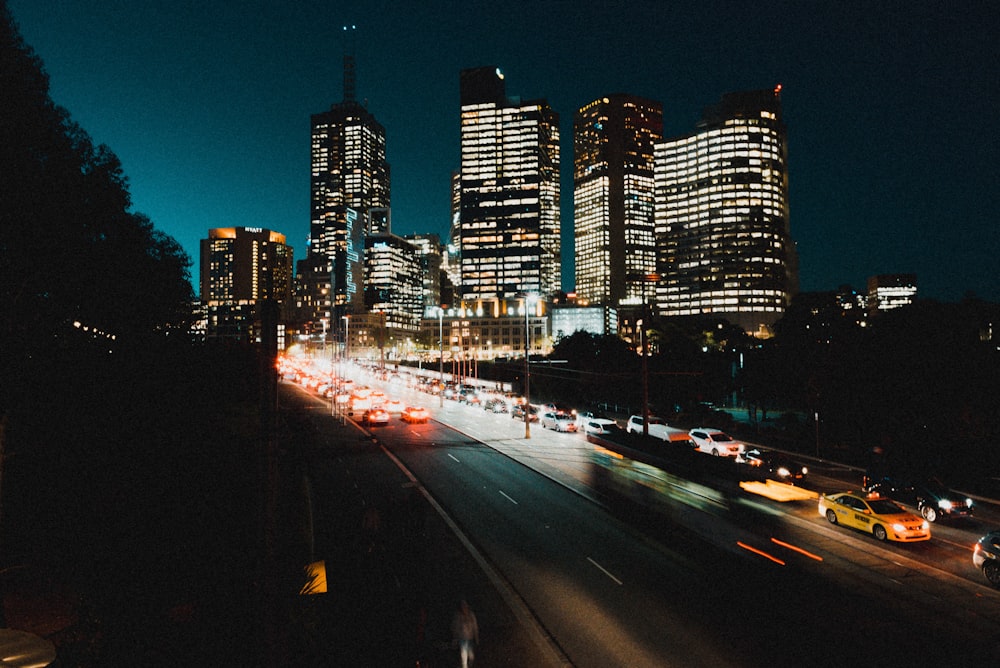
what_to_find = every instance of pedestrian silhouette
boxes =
[451,599,479,668]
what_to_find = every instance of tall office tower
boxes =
[200,227,294,340]
[363,234,423,333]
[574,95,663,307]
[459,66,561,304]
[299,52,391,335]
[655,87,798,333]
[403,233,445,315]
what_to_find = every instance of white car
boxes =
[584,420,624,436]
[576,411,614,430]
[626,415,667,436]
[540,411,577,432]
[688,428,744,457]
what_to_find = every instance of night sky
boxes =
[9,0,999,302]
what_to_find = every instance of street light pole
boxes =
[340,315,351,424]
[438,307,444,407]
[523,296,535,440]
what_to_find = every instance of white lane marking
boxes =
[499,490,519,505]
[587,557,623,585]
[448,453,460,463]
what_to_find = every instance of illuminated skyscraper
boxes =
[655,87,798,333]
[297,44,390,337]
[363,233,423,333]
[459,66,560,305]
[200,227,293,341]
[574,95,662,307]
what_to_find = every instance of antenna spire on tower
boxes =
[343,25,357,103]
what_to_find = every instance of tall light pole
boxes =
[638,318,648,437]
[342,314,349,383]
[332,317,342,417]
[437,307,444,407]
[523,295,537,439]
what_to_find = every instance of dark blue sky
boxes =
[10,0,999,301]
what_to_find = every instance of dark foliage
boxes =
[1,6,270,664]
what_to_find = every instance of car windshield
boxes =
[868,498,906,515]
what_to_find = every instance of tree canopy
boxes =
[1,1,194,410]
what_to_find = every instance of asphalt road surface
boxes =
[279,378,1000,666]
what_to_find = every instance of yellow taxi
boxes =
[818,491,930,542]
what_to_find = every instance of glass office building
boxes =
[459,67,561,302]
[574,95,663,307]
[655,87,798,333]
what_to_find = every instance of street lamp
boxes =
[341,315,349,422]
[523,294,537,439]
[437,307,444,407]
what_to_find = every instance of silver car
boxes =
[540,411,577,432]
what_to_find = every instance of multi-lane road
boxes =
[299,367,1000,665]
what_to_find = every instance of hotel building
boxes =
[200,227,293,342]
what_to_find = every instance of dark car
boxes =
[511,404,539,422]
[482,397,508,413]
[973,530,1000,588]
[862,472,974,523]
[739,448,808,483]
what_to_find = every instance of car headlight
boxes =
[892,523,907,532]
[777,467,791,478]
[921,521,930,530]
[966,498,974,508]
[938,499,953,511]
[801,466,809,475]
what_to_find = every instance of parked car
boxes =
[973,530,1000,588]
[819,490,930,542]
[540,411,577,432]
[689,428,744,457]
[862,472,974,523]
[739,448,808,483]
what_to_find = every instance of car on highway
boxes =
[818,491,930,542]
[482,397,509,413]
[626,414,666,435]
[862,473,974,523]
[511,404,539,422]
[688,428,745,457]
[362,406,390,426]
[739,448,809,483]
[575,411,611,430]
[382,398,406,414]
[540,402,575,417]
[972,530,1000,588]
[401,405,430,423]
[540,411,578,432]
[583,420,625,437]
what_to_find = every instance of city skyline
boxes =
[8,0,999,303]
